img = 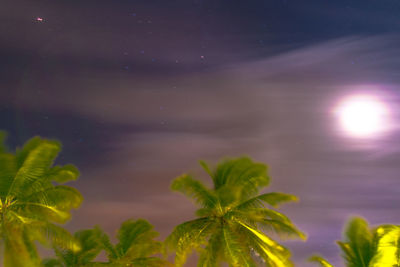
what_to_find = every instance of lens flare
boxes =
[335,95,389,138]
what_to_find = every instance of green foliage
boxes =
[336,217,375,267]
[369,225,400,267]
[43,219,171,267]
[308,255,334,267]
[310,217,400,267]
[42,227,106,267]
[0,134,82,267]
[166,157,305,267]
[99,219,171,267]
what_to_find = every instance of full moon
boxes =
[335,95,389,138]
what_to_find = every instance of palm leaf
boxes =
[308,255,334,267]
[130,257,173,267]
[237,221,293,267]
[166,217,215,267]
[213,157,269,195]
[171,174,217,209]
[0,153,17,200]
[0,130,8,153]
[42,258,64,267]
[369,225,400,267]
[235,192,298,210]
[8,140,61,198]
[222,225,256,267]
[198,230,224,267]
[46,164,80,184]
[115,219,161,260]
[337,217,374,267]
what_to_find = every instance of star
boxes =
[36,17,44,22]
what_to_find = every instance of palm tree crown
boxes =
[42,227,105,267]
[166,157,305,267]
[0,133,83,267]
[309,217,400,267]
[99,219,172,267]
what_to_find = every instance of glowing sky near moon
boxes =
[335,94,390,138]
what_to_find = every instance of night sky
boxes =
[2,1,400,266]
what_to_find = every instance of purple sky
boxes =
[2,1,400,266]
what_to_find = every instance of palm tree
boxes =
[42,227,105,267]
[98,219,172,267]
[309,217,400,267]
[165,157,306,267]
[44,219,171,267]
[0,133,83,267]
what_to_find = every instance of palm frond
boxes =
[130,257,173,267]
[222,225,257,267]
[199,160,213,178]
[237,221,293,267]
[8,140,61,198]
[235,192,298,211]
[0,153,17,200]
[73,227,106,264]
[308,255,334,267]
[31,222,80,252]
[337,217,374,267]
[0,130,8,153]
[212,157,269,195]
[115,219,161,260]
[13,202,73,224]
[166,217,215,267]
[15,136,47,167]
[21,185,83,211]
[369,225,400,267]
[231,208,306,240]
[198,231,223,267]
[171,174,217,209]
[42,258,64,267]
[47,164,80,183]
[3,227,41,267]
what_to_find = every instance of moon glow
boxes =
[335,95,389,138]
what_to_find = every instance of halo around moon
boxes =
[334,95,390,138]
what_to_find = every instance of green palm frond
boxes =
[0,153,17,200]
[15,136,45,167]
[43,226,107,267]
[222,225,256,267]
[3,235,39,267]
[89,219,171,267]
[73,227,107,264]
[237,220,293,267]
[235,192,298,210]
[171,174,217,209]
[308,255,334,267]
[229,208,305,240]
[198,231,224,267]
[20,185,83,211]
[46,164,80,184]
[115,219,161,260]
[130,257,173,267]
[8,140,61,198]
[212,157,269,195]
[309,217,400,267]
[166,217,215,266]
[29,222,80,251]
[337,217,374,267]
[369,225,400,267]
[42,258,64,267]
[0,131,8,153]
